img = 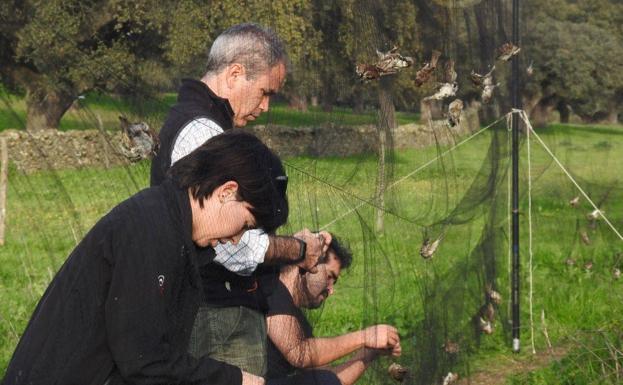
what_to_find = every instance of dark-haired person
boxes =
[2,131,288,385]
[151,23,329,376]
[265,237,402,385]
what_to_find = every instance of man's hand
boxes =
[363,324,400,351]
[390,341,402,356]
[241,371,265,385]
[294,229,332,273]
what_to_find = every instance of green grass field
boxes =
[0,118,622,383]
[0,91,419,132]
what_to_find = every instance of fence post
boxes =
[0,136,8,245]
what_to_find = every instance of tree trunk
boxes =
[556,101,570,123]
[522,93,541,116]
[310,95,319,107]
[587,109,619,124]
[321,76,335,113]
[605,100,620,124]
[529,97,556,128]
[473,1,496,69]
[352,93,364,114]
[420,99,444,122]
[25,89,74,131]
[606,110,619,124]
[375,79,396,232]
[287,93,308,111]
[321,100,333,113]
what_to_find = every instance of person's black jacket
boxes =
[2,180,242,385]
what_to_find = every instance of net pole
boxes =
[511,0,522,353]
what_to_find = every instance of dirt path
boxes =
[456,346,569,385]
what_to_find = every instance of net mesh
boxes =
[1,1,623,385]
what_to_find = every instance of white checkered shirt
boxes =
[171,118,270,276]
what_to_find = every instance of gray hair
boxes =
[205,23,288,80]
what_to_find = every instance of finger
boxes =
[308,265,318,273]
[319,231,332,244]
[304,232,321,245]
[315,232,325,246]
[311,235,324,249]
[388,333,400,344]
[387,336,398,348]
[319,231,331,252]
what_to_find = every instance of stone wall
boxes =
[2,129,129,173]
[1,106,480,173]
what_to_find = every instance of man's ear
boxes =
[226,63,246,89]
[215,180,239,202]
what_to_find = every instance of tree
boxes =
[0,0,325,131]
[334,0,419,231]
[0,0,173,131]
[522,0,623,125]
[162,0,322,111]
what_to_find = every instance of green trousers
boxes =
[187,306,267,376]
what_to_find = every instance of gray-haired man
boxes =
[150,23,329,383]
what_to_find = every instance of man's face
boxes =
[301,250,342,309]
[229,62,286,127]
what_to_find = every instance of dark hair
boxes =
[168,130,288,233]
[326,235,353,269]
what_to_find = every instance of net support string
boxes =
[514,109,623,242]
[523,110,536,354]
[319,115,508,230]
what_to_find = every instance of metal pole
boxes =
[511,0,521,353]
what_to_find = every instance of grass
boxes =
[0,91,177,132]
[0,91,419,132]
[0,113,622,383]
[250,102,420,127]
[506,323,623,384]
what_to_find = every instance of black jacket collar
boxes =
[178,78,234,125]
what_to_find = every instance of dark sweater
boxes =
[265,280,314,379]
[150,78,234,186]
[2,180,242,385]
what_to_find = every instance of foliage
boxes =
[162,0,322,105]
[523,4,623,121]
[2,0,623,128]
[0,0,173,130]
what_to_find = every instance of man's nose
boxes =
[327,283,334,296]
